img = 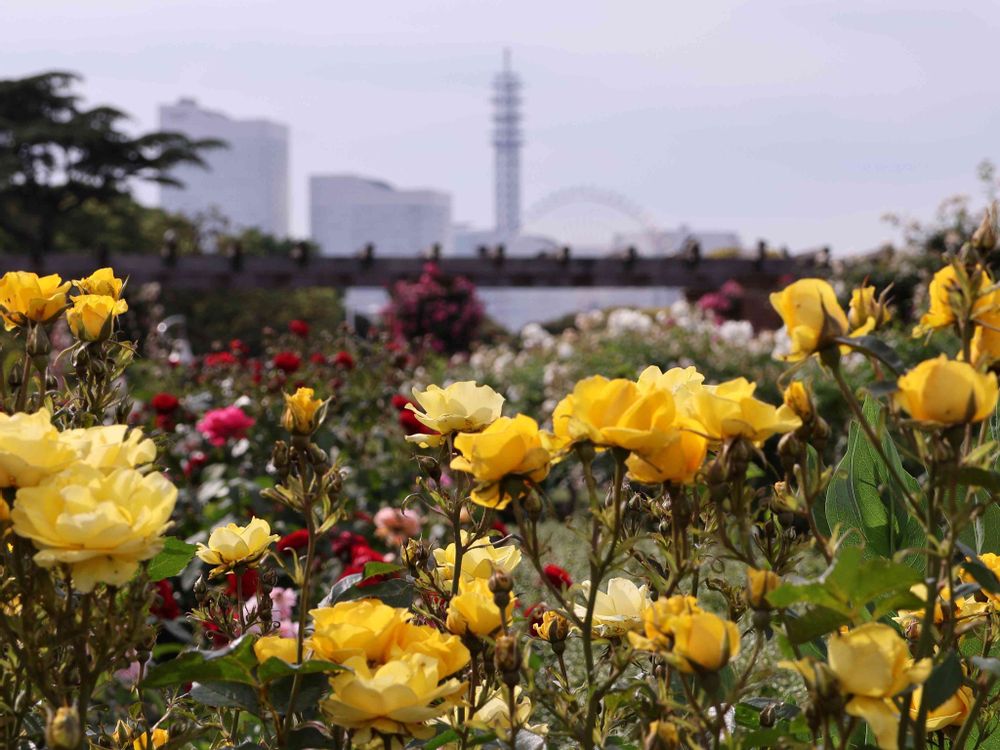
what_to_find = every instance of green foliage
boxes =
[146,537,197,581]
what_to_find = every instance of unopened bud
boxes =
[401,538,427,572]
[193,575,208,601]
[45,706,81,750]
[494,633,520,684]
[523,492,542,521]
[489,569,514,612]
[973,204,998,251]
[271,440,290,472]
[416,455,441,483]
[27,324,51,359]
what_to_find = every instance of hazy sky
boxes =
[6,0,1000,253]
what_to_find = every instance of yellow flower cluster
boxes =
[0,268,128,341]
[1,409,174,592]
[305,598,470,745]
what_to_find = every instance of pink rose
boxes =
[196,405,255,446]
[373,507,424,546]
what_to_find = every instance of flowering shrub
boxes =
[7,210,1000,750]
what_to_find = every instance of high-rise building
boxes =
[158,98,289,236]
[493,49,522,238]
[309,174,451,256]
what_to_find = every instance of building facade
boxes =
[309,174,451,256]
[158,98,289,236]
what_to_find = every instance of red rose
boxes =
[399,408,437,436]
[543,564,573,590]
[154,414,176,432]
[289,319,310,337]
[340,545,394,588]
[183,451,208,478]
[229,339,250,355]
[277,529,310,553]
[310,352,327,365]
[331,531,369,561]
[150,579,181,620]
[390,394,410,410]
[150,392,180,414]
[333,350,355,369]
[272,351,301,373]
[225,569,259,600]
[204,351,237,367]
[491,519,510,538]
[524,602,548,637]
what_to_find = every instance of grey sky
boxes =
[5,0,999,253]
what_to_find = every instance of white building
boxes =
[309,174,451,256]
[158,98,289,236]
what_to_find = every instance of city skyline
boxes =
[6,0,1000,254]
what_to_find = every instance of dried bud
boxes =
[308,443,330,470]
[401,538,427,572]
[193,575,208,602]
[45,706,81,750]
[27,324,51,359]
[972,203,998,251]
[523,492,543,521]
[494,633,521,684]
[416,455,441,483]
[271,440,290,472]
[489,568,514,612]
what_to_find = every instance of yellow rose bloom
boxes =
[769,278,850,361]
[894,355,998,425]
[321,653,466,743]
[404,381,504,447]
[971,310,1000,366]
[195,517,279,577]
[688,378,801,443]
[828,623,932,750]
[0,409,79,488]
[254,635,301,664]
[0,271,70,330]
[848,285,891,332]
[282,387,324,435]
[628,594,702,653]
[625,417,708,485]
[386,621,470,677]
[667,611,741,673]
[645,721,680,749]
[66,294,128,342]
[574,577,651,637]
[450,414,552,509]
[432,530,521,586]
[550,376,642,451]
[534,609,570,642]
[916,264,992,334]
[309,598,412,664]
[10,466,177,593]
[446,577,516,638]
[909,683,973,730]
[462,686,538,741]
[74,267,125,299]
[962,553,1000,606]
[133,728,170,750]
[747,567,781,608]
[59,424,156,471]
[782,381,813,422]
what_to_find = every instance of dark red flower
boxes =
[272,351,301,373]
[391,394,410,410]
[229,339,250,355]
[204,351,237,367]
[225,569,260,600]
[277,529,310,554]
[150,579,180,620]
[154,414,176,432]
[491,519,510,538]
[150,392,180,414]
[340,545,395,588]
[289,319,310,337]
[310,352,327,365]
[183,450,208,478]
[331,531,368,561]
[524,602,548,636]
[543,564,573,590]
[333,350,355,369]
[399,408,437,436]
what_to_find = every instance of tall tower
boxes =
[492,49,523,238]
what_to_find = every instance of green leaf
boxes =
[949,467,1000,492]
[340,576,415,608]
[146,537,197,581]
[142,635,257,688]
[267,671,331,715]
[190,681,260,713]
[257,656,344,683]
[318,574,363,607]
[825,397,923,566]
[783,606,851,645]
[423,730,461,750]
[361,561,403,579]
[923,652,963,711]
[839,335,905,375]
[286,727,340,749]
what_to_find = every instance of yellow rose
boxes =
[386,621,470,677]
[321,653,466,743]
[282,387,325,435]
[254,635,301,664]
[916,263,992,334]
[446,577,516,637]
[625,417,708,485]
[405,381,504,447]
[0,409,79,488]
[10,466,176,592]
[65,294,128,342]
[894,355,998,425]
[628,594,702,653]
[432,530,521,586]
[574,577,651,637]
[550,376,642,451]
[59,424,156,471]
[828,623,932,750]
[309,598,411,664]
[769,278,850,361]
[450,414,552,509]
[747,567,781,609]
[667,611,741,673]
[73,267,125,299]
[534,609,570,642]
[688,378,801,443]
[910,683,973,730]
[132,729,170,750]
[195,517,278,577]
[644,721,680,749]
[962,553,1000,605]
[463,686,538,741]
[971,310,1000,366]
[848,285,891,332]
[782,381,813,422]
[0,271,70,329]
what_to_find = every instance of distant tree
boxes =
[0,71,221,256]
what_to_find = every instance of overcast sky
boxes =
[6,0,1000,253]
